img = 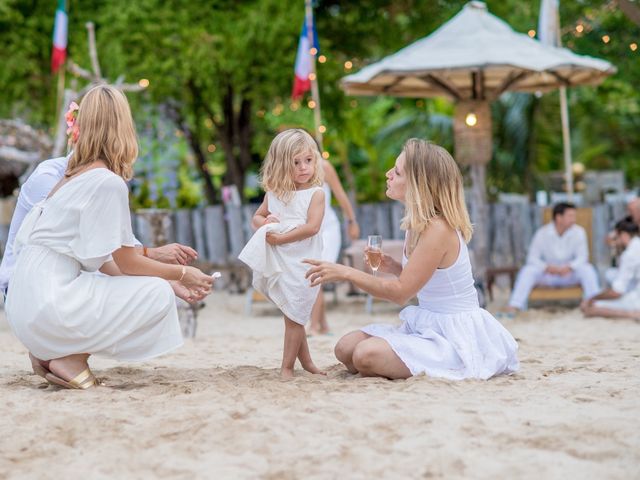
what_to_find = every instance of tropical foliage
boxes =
[0,0,638,205]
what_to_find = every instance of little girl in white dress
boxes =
[239,129,325,379]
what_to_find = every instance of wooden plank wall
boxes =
[130,199,628,277]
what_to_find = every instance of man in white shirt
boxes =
[581,219,640,319]
[0,156,201,301]
[506,202,599,312]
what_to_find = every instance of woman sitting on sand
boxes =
[305,139,519,380]
[5,85,213,389]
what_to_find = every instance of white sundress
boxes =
[238,187,323,325]
[362,231,519,380]
[5,168,183,361]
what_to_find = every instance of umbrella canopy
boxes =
[342,1,615,100]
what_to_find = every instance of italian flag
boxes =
[51,0,68,73]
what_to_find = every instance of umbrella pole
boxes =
[559,86,574,199]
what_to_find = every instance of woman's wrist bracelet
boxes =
[178,266,186,282]
[143,245,148,257]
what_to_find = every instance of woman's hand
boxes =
[363,247,402,275]
[303,259,351,287]
[180,266,214,293]
[148,243,198,265]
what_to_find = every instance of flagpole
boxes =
[554,3,574,199]
[55,67,66,137]
[305,0,323,151]
[559,86,574,199]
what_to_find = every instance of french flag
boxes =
[51,0,68,73]
[292,17,319,100]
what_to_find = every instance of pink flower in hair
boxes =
[65,101,80,143]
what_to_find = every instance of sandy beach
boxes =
[1,288,638,480]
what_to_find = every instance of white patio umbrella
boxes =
[341,0,615,277]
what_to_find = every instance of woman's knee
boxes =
[352,341,380,371]
[334,331,364,363]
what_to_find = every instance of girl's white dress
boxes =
[5,169,182,361]
[239,188,323,325]
[362,231,519,380]
[320,183,341,263]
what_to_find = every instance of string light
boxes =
[630,43,638,51]
[318,55,327,63]
[308,73,316,81]
[318,125,326,133]
[308,100,316,109]
[528,29,536,38]
[204,118,213,129]
[602,35,610,43]
[309,47,318,55]
[465,113,478,127]
[138,79,150,88]
[322,151,330,159]
[344,61,353,70]
[207,144,216,153]
[290,102,300,111]
[575,24,584,33]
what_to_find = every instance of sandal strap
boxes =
[68,369,96,389]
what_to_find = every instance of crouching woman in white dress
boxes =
[5,85,214,389]
[305,139,519,380]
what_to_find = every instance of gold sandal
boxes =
[45,368,97,390]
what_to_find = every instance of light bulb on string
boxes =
[465,113,478,127]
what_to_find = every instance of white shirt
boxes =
[0,157,69,290]
[526,222,590,270]
[612,236,640,294]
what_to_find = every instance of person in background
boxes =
[308,159,360,336]
[503,202,599,314]
[582,219,640,320]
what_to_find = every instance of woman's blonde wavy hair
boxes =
[401,139,473,251]
[260,128,323,202]
[67,85,138,180]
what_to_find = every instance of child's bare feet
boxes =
[301,361,326,375]
[280,367,295,379]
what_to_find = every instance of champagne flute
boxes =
[366,235,383,276]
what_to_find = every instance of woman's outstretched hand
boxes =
[180,266,214,294]
[303,259,351,287]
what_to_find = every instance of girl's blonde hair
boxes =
[401,139,473,250]
[67,85,138,180]
[260,128,324,202]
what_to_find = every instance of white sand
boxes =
[0,289,638,479]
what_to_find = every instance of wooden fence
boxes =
[132,199,628,285]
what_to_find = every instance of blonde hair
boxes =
[67,85,138,180]
[260,129,323,202]
[401,139,473,251]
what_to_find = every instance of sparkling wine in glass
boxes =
[366,235,383,275]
